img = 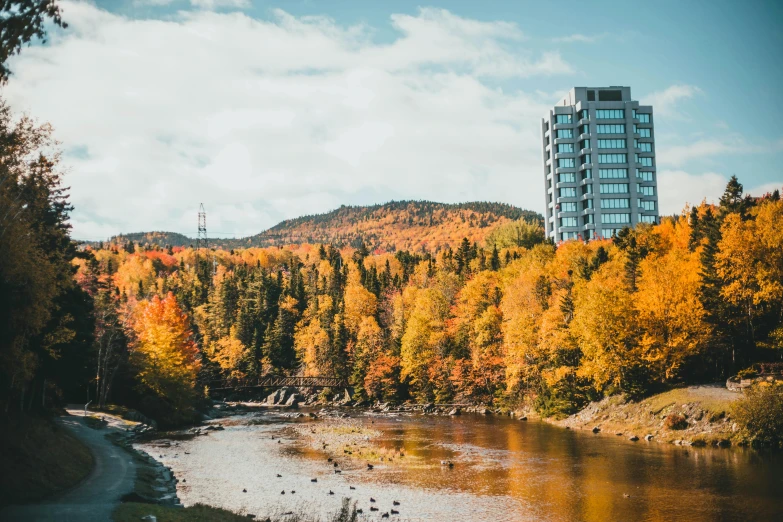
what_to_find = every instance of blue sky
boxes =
[5,0,782,239]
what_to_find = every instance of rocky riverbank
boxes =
[550,385,743,447]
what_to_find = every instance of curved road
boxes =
[0,411,137,522]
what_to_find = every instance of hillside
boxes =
[98,201,542,252]
[107,231,194,248]
[245,201,541,252]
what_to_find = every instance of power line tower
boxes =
[197,203,207,252]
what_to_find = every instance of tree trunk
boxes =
[41,378,47,409]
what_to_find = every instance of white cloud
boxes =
[657,170,783,215]
[132,0,175,6]
[657,170,728,214]
[657,135,783,167]
[643,84,702,119]
[190,0,250,9]
[5,1,571,239]
[657,139,740,167]
[552,33,605,43]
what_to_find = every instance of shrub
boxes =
[758,362,783,375]
[737,368,758,379]
[664,413,689,430]
[731,383,783,447]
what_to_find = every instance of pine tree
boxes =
[490,246,501,271]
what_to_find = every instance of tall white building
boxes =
[541,87,659,241]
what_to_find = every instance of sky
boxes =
[4,0,783,240]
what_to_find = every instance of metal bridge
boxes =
[209,375,348,392]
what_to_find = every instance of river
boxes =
[136,408,783,521]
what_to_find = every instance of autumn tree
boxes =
[131,293,201,415]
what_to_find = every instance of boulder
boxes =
[592,426,601,433]
[449,408,461,416]
[285,394,302,407]
[629,435,639,441]
[644,434,654,442]
[480,408,491,415]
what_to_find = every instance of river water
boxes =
[136,409,783,521]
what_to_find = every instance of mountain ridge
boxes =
[93,200,542,252]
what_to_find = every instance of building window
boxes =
[561,202,577,212]
[600,183,629,194]
[558,158,575,168]
[601,228,621,239]
[561,231,579,240]
[546,164,551,174]
[558,173,576,183]
[596,109,625,119]
[546,151,551,160]
[556,129,574,139]
[637,170,654,182]
[601,213,630,224]
[582,199,594,210]
[639,215,657,223]
[557,143,574,153]
[601,198,630,209]
[584,214,594,224]
[599,168,628,179]
[582,169,593,180]
[635,141,652,152]
[598,153,627,164]
[636,156,654,167]
[596,124,625,134]
[635,127,651,137]
[545,136,550,146]
[556,114,573,124]
[638,185,655,196]
[559,187,577,198]
[544,122,549,132]
[560,217,578,227]
[580,139,591,150]
[582,184,593,195]
[579,124,589,135]
[639,199,656,211]
[581,154,591,165]
[598,139,627,149]
[578,109,589,120]
[636,113,651,123]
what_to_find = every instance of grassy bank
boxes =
[0,414,94,506]
[554,385,742,445]
[114,502,248,522]
[114,499,361,522]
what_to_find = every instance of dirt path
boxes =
[0,410,138,522]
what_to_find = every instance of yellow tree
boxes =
[131,293,201,409]
[635,248,711,382]
[213,330,249,383]
[400,287,448,396]
[343,263,377,335]
[571,257,640,392]
[716,198,783,354]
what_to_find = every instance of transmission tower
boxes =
[197,203,207,252]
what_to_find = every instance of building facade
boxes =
[541,86,659,242]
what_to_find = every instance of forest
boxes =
[1,95,781,426]
[103,201,543,252]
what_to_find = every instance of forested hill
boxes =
[244,201,541,252]
[107,231,193,248]
[98,201,542,252]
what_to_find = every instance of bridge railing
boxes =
[207,375,348,392]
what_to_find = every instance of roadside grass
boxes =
[0,414,94,506]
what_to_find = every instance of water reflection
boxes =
[138,411,783,521]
